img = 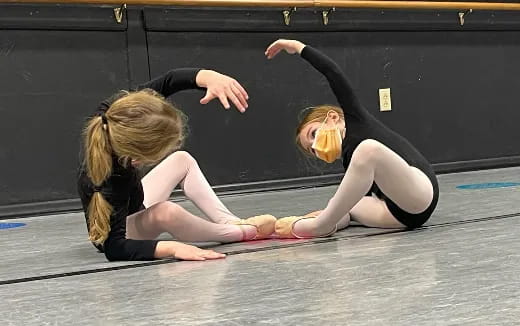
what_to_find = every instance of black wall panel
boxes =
[0,28,129,206]
[1,4,519,217]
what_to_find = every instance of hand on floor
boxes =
[171,242,226,261]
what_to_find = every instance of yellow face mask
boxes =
[311,115,343,163]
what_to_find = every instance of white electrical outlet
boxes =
[379,88,392,112]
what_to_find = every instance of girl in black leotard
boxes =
[265,39,439,238]
[78,68,275,261]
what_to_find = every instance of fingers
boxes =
[265,39,304,58]
[265,39,287,59]
[201,85,248,112]
[190,250,225,261]
[200,250,226,260]
[265,42,275,58]
[265,43,276,56]
[231,80,249,112]
[188,255,207,261]
[266,50,278,60]
[200,90,231,110]
[199,73,249,113]
[199,92,215,105]
[265,40,281,54]
[217,93,231,110]
[233,80,249,100]
[226,86,246,113]
[265,45,282,60]
[177,248,225,261]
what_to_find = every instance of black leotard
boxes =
[301,46,439,228]
[77,68,202,261]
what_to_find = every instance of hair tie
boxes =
[100,112,108,125]
[92,185,103,193]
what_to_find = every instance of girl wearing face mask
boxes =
[265,39,439,238]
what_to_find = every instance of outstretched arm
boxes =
[265,39,366,119]
[103,236,225,261]
[139,68,249,113]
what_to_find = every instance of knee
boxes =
[150,201,183,225]
[408,186,435,214]
[169,151,197,166]
[350,139,384,168]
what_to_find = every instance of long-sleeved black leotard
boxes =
[77,68,202,261]
[301,46,438,228]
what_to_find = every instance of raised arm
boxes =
[137,68,202,98]
[265,39,366,119]
[138,68,250,113]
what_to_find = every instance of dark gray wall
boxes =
[1,4,519,218]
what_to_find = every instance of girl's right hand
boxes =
[155,241,226,261]
[265,39,306,59]
[172,242,226,261]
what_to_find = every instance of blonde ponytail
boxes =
[84,115,113,244]
[87,192,113,244]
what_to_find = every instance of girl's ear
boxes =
[326,110,339,121]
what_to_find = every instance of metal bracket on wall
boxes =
[113,3,127,24]
[458,8,473,26]
[282,7,296,26]
[322,7,335,26]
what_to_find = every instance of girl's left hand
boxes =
[196,70,249,113]
[265,39,306,59]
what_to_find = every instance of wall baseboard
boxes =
[433,156,520,174]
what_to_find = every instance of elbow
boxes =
[103,248,122,262]
[102,241,129,262]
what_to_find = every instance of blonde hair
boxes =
[295,104,344,155]
[83,89,186,244]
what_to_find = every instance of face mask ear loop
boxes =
[322,110,338,128]
[336,127,343,144]
[319,117,328,130]
[312,111,337,151]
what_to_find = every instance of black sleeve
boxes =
[101,174,158,261]
[137,68,204,98]
[102,203,159,261]
[99,173,159,261]
[103,236,159,261]
[300,46,366,119]
[77,173,159,261]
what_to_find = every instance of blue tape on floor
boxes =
[457,182,520,190]
[0,222,26,230]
